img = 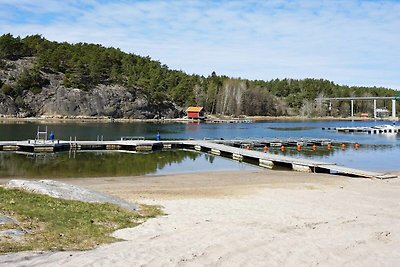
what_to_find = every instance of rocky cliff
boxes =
[0,58,181,119]
[21,85,180,119]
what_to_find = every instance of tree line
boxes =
[0,33,397,117]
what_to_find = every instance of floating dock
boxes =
[323,125,400,134]
[0,138,396,179]
[206,119,254,123]
[215,138,332,148]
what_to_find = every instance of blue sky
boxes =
[0,0,399,89]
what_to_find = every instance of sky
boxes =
[0,0,399,89]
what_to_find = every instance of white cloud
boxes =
[0,0,399,88]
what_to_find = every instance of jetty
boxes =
[206,118,254,124]
[0,138,396,179]
[323,125,400,134]
[214,138,332,148]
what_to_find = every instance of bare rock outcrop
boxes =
[6,179,137,211]
[0,94,17,115]
[0,58,181,119]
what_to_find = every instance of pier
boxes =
[0,138,396,179]
[322,125,400,134]
[205,118,254,123]
[214,138,332,148]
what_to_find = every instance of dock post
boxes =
[392,99,396,119]
[373,99,377,119]
[351,99,354,117]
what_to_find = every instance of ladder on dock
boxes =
[36,126,48,143]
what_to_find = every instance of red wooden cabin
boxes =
[186,106,205,120]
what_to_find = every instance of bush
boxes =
[15,69,48,94]
[1,83,13,95]
[0,59,6,69]
[5,62,16,70]
[14,96,25,107]
[0,33,23,60]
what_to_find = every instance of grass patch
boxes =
[0,187,163,254]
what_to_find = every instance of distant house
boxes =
[376,108,389,118]
[186,106,205,120]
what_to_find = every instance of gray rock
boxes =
[0,214,15,225]
[6,180,137,211]
[0,214,25,239]
[0,94,17,115]
[0,229,25,239]
[20,85,179,119]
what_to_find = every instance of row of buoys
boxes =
[340,143,359,150]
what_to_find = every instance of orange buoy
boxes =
[263,145,268,152]
[354,143,359,150]
[341,143,346,150]
[280,145,285,152]
[312,144,317,151]
[297,144,301,151]
[327,143,331,150]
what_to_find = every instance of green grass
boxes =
[0,187,163,253]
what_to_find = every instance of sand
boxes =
[1,169,400,266]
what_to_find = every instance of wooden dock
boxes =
[206,118,254,124]
[214,138,332,148]
[0,139,397,179]
[181,140,396,179]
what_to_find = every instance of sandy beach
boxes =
[1,169,400,266]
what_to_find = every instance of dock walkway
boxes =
[323,125,400,135]
[0,139,396,179]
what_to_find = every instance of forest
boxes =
[0,33,397,118]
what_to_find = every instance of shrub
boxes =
[1,83,13,95]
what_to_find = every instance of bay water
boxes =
[0,120,399,177]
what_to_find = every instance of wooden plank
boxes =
[316,164,396,179]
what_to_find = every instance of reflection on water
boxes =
[1,120,400,171]
[268,126,316,131]
[254,144,400,171]
[0,150,257,178]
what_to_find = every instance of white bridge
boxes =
[316,96,399,119]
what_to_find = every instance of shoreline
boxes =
[0,170,349,200]
[0,115,395,124]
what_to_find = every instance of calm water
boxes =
[0,120,399,173]
[0,150,257,178]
